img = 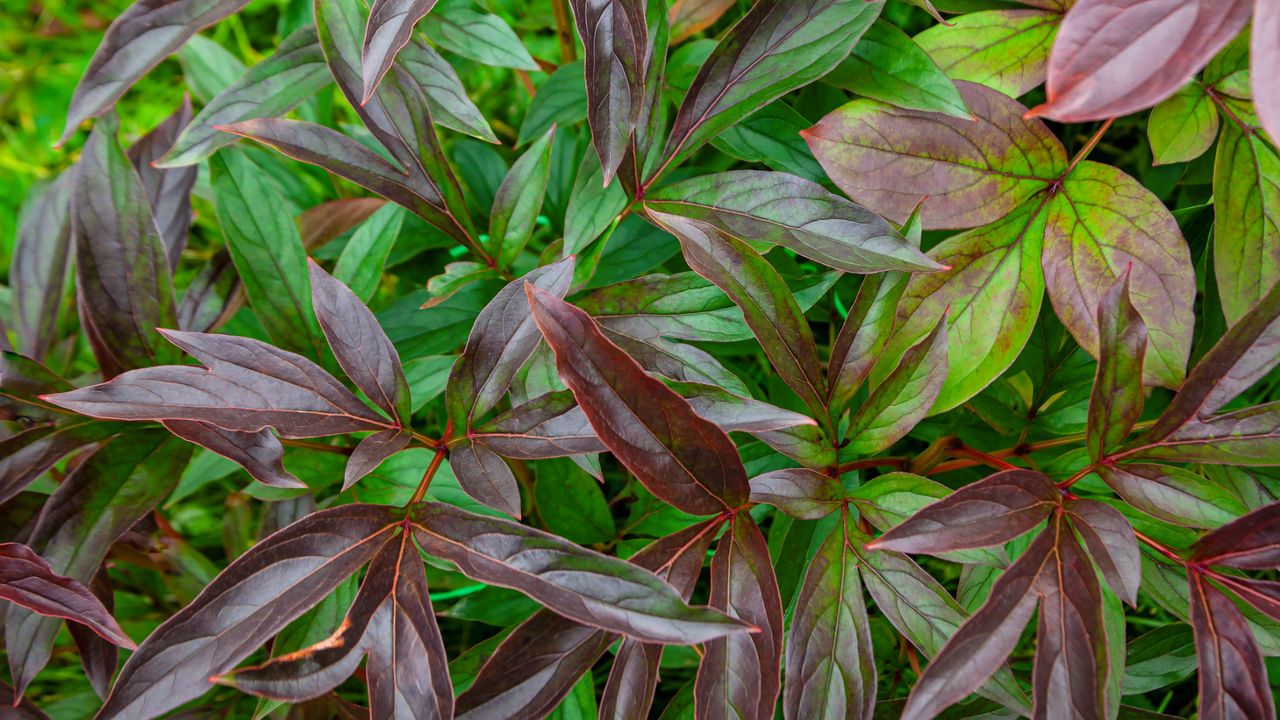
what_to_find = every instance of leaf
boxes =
[1255,0,1280,144]
[535,459,615,544]
[805,81,1066,229]
[845,311,948,454]
[0,420,123,506]
[656,0,883,175]
[360,0,439,102]
[472,391,603,459]
[446,258,575,428]
[527,286,749,514]
[0,543,133,648]
[398,39,498,143]
[1147,81,1218,165]
[298,198,387,250]
[71,111,179,376]
[163,421,305,490]
[127,96,196,265]
[66,569,119,699]
[1029,0,1252,121]
[654,212,828,420]
[1122,625,1197,695]
[1066,499,1141,606]
[161,25,330,167]
[1098,464,1245,528]
[914,9,1059,98]
[869,469,1059,554]
[450,441,522,518]
[1189,571,1277,720]
[1192,502,1280,569]
[569,0,647,184]
[309,261,410,424]
[519,62,589,146]
[210,150,326,362]
[0,352,75,423]
[489,130,554,268]
[709,101,826,182]
[695,515,783,720]
[645,171,940,274]
[824,19,969,119]
[6,431,192,696]
[849,473,1006,567]
[1131,402,1280,466]
[12,172,73,360]
[1087,269,1148,461]
[344,429,413,491]
[421,7,538,70]
[749,468,844,520]
[784,515,876,720]
[410,501,745,643]
[335,203,406,302]
[1213,112,1280,324]
[1042,161,1194,389]
[667,0,734,43]
[59,0,251,143]
[94,505,400,719]
[44,330,392,438]
[827,269,908,418]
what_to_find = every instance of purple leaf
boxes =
[66,569,119,699]
[12,171,73,360]
[360,0,440,103]
[343,429,412,491]
[449,440,522,518]
[1188,571,1276,720]
[845,310,948,454]
[0,543,134,649]
[0,420,123,505]
[127,97,196,266]
[1192,502,1280,569]
[569,0,647,184]
[1065,499,1141,606]
[749,468,845,520]
[163,420,305,490]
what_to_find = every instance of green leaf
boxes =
[398,39,499,143]
[422,8,537,70]
[563,149,629,256]
[490,130,553,268]
[825,19,969,119]
[534,458,616,545]
[914,9,1060,98]
[1099,463,1247,528]
[709,101,826,182]
[334,202,406,302]
[177,34,246,103]
[1122,624,1197,695]
[1214,114,1280,324]
[518,62,589,146]
[1087,269,1147,461]
[846,311,948,454]
[1148,81,1218,165]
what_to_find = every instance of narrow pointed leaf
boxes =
[360,0,439,102]
[569,0,647,184]
[1087,269,1148,461]
[66,570,119,700]
[12,172,73,360]
[1066,499,1141,606]
[846,311,948,454]
[344,429,412,491]
[473,391,604,459]
[827,270,908,418]
[489,131,554,269]
[0,543,133,648]
[450,441,522,518]
[1192,502,1280,569]
[1132,402,1280,466]
[127,97,196,265]
[824,19,969,118]
[421,8,537,70]
[0,420,124,506]
[1189,571,1276,720]
[749,468,844,520]
[163,420,304,490]
[398,39,497,143]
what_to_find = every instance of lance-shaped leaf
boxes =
[1189,571,1276,720]
[805,81,1066,229]
[163,421,304,490]
[309,261,409,424]
[1043,162,1194,389]
[1192,503,1280,569]
[447,258,575,428]
[0,420,124,505]
[411,501,745,643]
[67,570,119,700]
[360,0,439,102]
[1131,402,1280,466]
[1214,575,1280,623]
[527,286,749,514]
[12,172,72,360]
[695,516,783,720]
[784,515,876,720]
[846,311,948,454]
[827,268,909,417]
[1099,464,1245,528]
[72,112,179,376]
[655,211,827,420]
[849,473,1007,568]
[1213,116,1280,324]
[210,150,326,362]
[1146,279,1280,441]
[343,429,412,491]
[473,391,604,459]
[128,97,196,265]
[616,0,668,195]
[0,543,133,649]
[1148,81,1218,165]
[94,504,400,720]
[6,431,192,697]
[914,9,1060,98]
[645,171,940,273]
[657,0,883,175]
[59,0,252,143]
[869,469,1059,554]
[421,7,537,70]
[578,272,747,343]
[176,249,238,332]
[569,0,647,184]
[43,330,391,438]
[749,468,844,520]
[1066,499,1141,606]
[160,25,330,167]
[489,130,554,269]
[450,441,522,518]
[824,19,969,118]
[1030,0,1251,122]
[398,39,497,143]
[1087,269,1147,461]
[0,352,74,423]
[897,522,1049,720]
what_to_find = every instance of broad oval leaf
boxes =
[914,9,1060,98]
[1147,81,1218,165]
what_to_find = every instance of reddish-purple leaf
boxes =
[0,420,123,505]
[1030,0,1251,122]
[449,440,522,518]
[446,258,575,428]
[784,514,876,720]
[361,0,439,102]
[845,310,948,454]
[1133,402,1280,466]
[66,569,119,699]
[0,543,133,649]
[1254,0,1280,144]
[804,81,1066,229]
[12,172,73,360]
[527,285,749,514]
[309,260,410,424]
[59,0,251,144]
[1213,575,1280,623]
[343,429,412,491]
[411,501,744,643]
[43,330,391,438]
[1066,499,1141,606]
[472,391,604,459]
[569,0,647,185]
[1188,571,1276,720]
[695,515,783,720]
[163,420,305,490]
[827,269,907,417]
[1192,502,1280,569]
[868,469,1059,554]
[1098,463,1242,528]
[749,468,845,520]
[1087,269,1147,461]
[94,504,401,720]
[127,97,196,266]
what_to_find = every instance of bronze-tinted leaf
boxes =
[12,172,73,360]
[1066,499,1141,605]
[127,97,196,266]
[449,441,522,518]
[527,286,749,514]
[569,0,647,184]
[163,420,305,490]
[1087,269,1147,462]
[749,468,844,520]
[0,420,123,505]
[1188,571,1276,720]
[845,311,948,454]
[361,0,440,102]
[1192,502,1280,569]
[0,543,133,649]
[343,429,412,491]
[827,270,908,418]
